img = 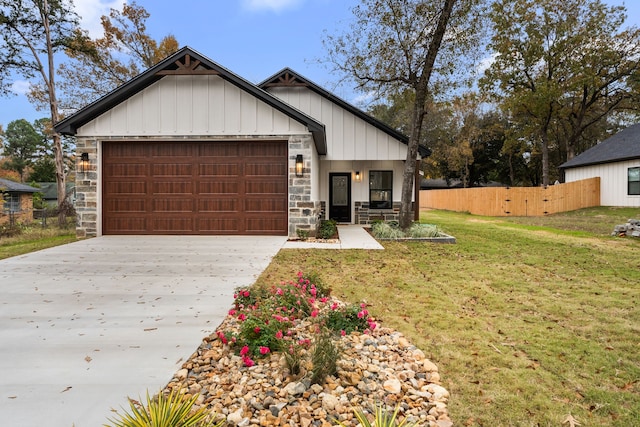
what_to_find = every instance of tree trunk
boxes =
[42,0,67,226]
[398,0,457,230]
[541,132,550,186]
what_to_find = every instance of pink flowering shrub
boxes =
[219,272,376,368]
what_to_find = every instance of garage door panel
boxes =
[199,143,240,157]
[244,142,287,157]
[103,140,287,235]
[152,181,193,194]
[199,163,240,177]
[245,218,288,234]
[199,199,239,212]
[104,217,147,233]
[245,163,287,176]
[245,181,287,194]
[104,181,147,195]
[198,181,239,195]
[244,198,286,212]
[151,144,193,158]
[152,163,193,177]
[197,218,240,233]
[153,198,194,212]
[106,163,147,177]
[152,217,194,233]
[105,198,146,213]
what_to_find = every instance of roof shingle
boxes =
[560,123,640,169]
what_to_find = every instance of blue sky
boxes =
[1,0,639,130]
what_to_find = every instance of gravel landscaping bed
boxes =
[163,310,452,427]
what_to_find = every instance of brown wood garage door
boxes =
[102,141,288,235]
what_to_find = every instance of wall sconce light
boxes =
[79,152,89,173]
[354,171,362,182]
[295,154,304,177]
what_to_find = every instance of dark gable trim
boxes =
[54,47,327,155]
[259,68,430,158]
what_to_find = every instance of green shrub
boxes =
[407,223,441,238]
[371,221,442,239]
[317,219,337,239]
[310,331,340,384]
[106,389,223,427]
[296,228,309,240]
[323,303,372,335]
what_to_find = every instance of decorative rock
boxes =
[175,368,188,380]
[383,378,402,394]
[426,384,450,401]
[284,381,307,396]
[226,408,243,425]
[162,298,452,427]
[321,393,339,411]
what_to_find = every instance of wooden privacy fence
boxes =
[419,177,600,216]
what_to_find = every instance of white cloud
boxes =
[74,0,124,38]
[241,0,304,13]
[11,80,32,95]
[475,52,499,75]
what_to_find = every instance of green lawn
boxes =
[0,226,77,260]
[257,207,640,426]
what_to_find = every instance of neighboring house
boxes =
[54,47,427,237]
[560,123,640,207]
[36,182,76,208]
[0,178,38,226]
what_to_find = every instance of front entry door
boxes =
[329,173,351,222]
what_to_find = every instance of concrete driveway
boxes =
[0,235,286,427]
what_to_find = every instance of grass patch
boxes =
[0,226,77,260]
[256,207,640,426]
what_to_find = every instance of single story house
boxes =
[36,182,76,208]
[560,123,640,207]
[54,46,427,237]
[0,178,39,225]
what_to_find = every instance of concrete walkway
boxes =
[0,236,286,427]
[282,225,384,250]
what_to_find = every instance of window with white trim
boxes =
[629,167,640,195]
[369,170,393,209]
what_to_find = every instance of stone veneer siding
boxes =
[355,201,402,225]
[287,135,321,238]
[74,135,320,238]
[75,138,98,238]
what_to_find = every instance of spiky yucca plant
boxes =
[105,389,223,427]
[341,404,418,427]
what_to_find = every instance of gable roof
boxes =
[0,178,39,193]
[259,68,431,158]
[560,123,640,169]
[54,47,327,154]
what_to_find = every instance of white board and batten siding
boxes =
[76,75,309,137]
[565,159,640,207]
[267,87,407,161]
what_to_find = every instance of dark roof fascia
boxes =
[54,47,327,155]
[0,178,39,193]
[560,155,640,170]
[259,68,431,157]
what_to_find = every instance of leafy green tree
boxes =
[1,119,40,182]
[0,0,81,224]
[28,157,56,182]
[481,0,640,185]
[58,1,179,109]
[324,0,486,229]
